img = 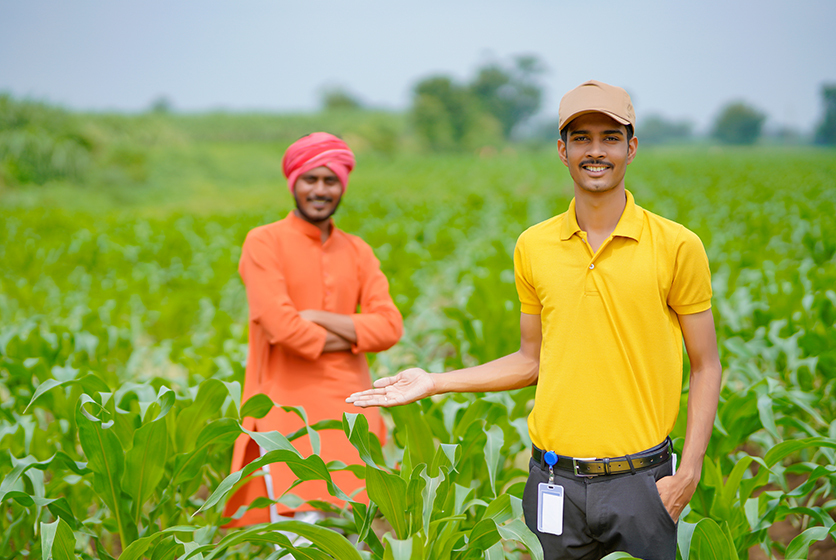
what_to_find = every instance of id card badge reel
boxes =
[537,451,564,536]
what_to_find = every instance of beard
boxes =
[294,194,342,224]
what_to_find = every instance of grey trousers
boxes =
[522,456,677,560]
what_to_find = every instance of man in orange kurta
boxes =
[224,133,402,526]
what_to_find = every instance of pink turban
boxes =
[282,132,356,193]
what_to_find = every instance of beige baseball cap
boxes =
[558,80,635,131]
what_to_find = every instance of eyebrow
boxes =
[570,129,624,136]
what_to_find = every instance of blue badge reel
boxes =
[537,451,564,536]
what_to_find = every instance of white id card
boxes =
[537,482,564,535]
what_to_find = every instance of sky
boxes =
[2,1,835,134]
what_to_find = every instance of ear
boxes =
[626,136,638,165]
[557,138,569,167]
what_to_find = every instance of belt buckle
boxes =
[572,457,597,477]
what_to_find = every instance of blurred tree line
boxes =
[0,94,152,187]
[815,84,836,145]
[2,73,834,189]
[0,94,95,185]
[410,55,544,151]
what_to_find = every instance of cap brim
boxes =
[560,109,632,132]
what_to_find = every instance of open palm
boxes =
[346,368,435,408]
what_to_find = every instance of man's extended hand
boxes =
[346,368,435,408]
[655,470,699,522]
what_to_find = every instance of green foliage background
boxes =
[1,103,836,559]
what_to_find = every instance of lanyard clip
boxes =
[544,451,558,484]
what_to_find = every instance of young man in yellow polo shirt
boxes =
[348,80,722,560]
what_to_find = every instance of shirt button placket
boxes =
[323,251,332,310]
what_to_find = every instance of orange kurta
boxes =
[224,211,402,526]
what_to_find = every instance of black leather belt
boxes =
[532,439,671,477]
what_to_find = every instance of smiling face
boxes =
[557,112,638,195]
[292,166,343,225]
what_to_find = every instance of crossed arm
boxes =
[298,309,356,353]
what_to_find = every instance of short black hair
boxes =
[560,123,634,144]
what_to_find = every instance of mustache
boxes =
[580,159,613,167]
[307,196,334,202]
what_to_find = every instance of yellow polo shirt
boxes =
[514,190,712,458]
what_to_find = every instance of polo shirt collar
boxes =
[287,210,334,243]
[559,189,644,242]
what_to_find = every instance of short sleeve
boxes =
[668,227,712,315]
[514,234,542,315]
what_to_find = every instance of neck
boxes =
[294,209,332,243]
[573,185,627,236]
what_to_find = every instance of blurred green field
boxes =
[2,119,836,559]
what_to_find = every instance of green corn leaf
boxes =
[124,417,168,525]
[343,412,382,468]
[430,443,459,476]
[155,386,176,420]
[786,465,836,498]
[244,427,301,454]
[174,378,228,452]
[123,526,202,560]
[103,395,137,453]
[388,403,435,470]
[288,547,333,560]
[420,467,446,537]
[240,393,274,419]
[92,535,117,560]
[484,424,504,497]
[203,520,361,560]
[482,493,517,524]
[280,405,321,456]
[383,534,423,560]
[406,466,426,534]
[451,484,474,516]
[776,505,835,528]
[738,456,770,503]
[351,501,384,556]
[764,437,836,466]
[687,518,738,560]
[366,464,409,539]
[274,520,364,560]
[497,519,543,560]
[199,447,346,514]
[0,455,38,503]
[120,533,165,560]
[485,542,504,560]
[26,379,64,414]
[40,519,59,560]
[467,518,501,551]
[24,373,110,413]
[432,522,467,559]
[171,418,241,485]
[719,455,754,513]
[76,394,136,548]
[785,525,832,559]
[677,520,697,560]
[3,492,78,529]
[150,536,183,560]
[222,380,242,414]
[40,518,75,560]
[601,554,642,559]
[0,453,90,505]
[756,393,780,440]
